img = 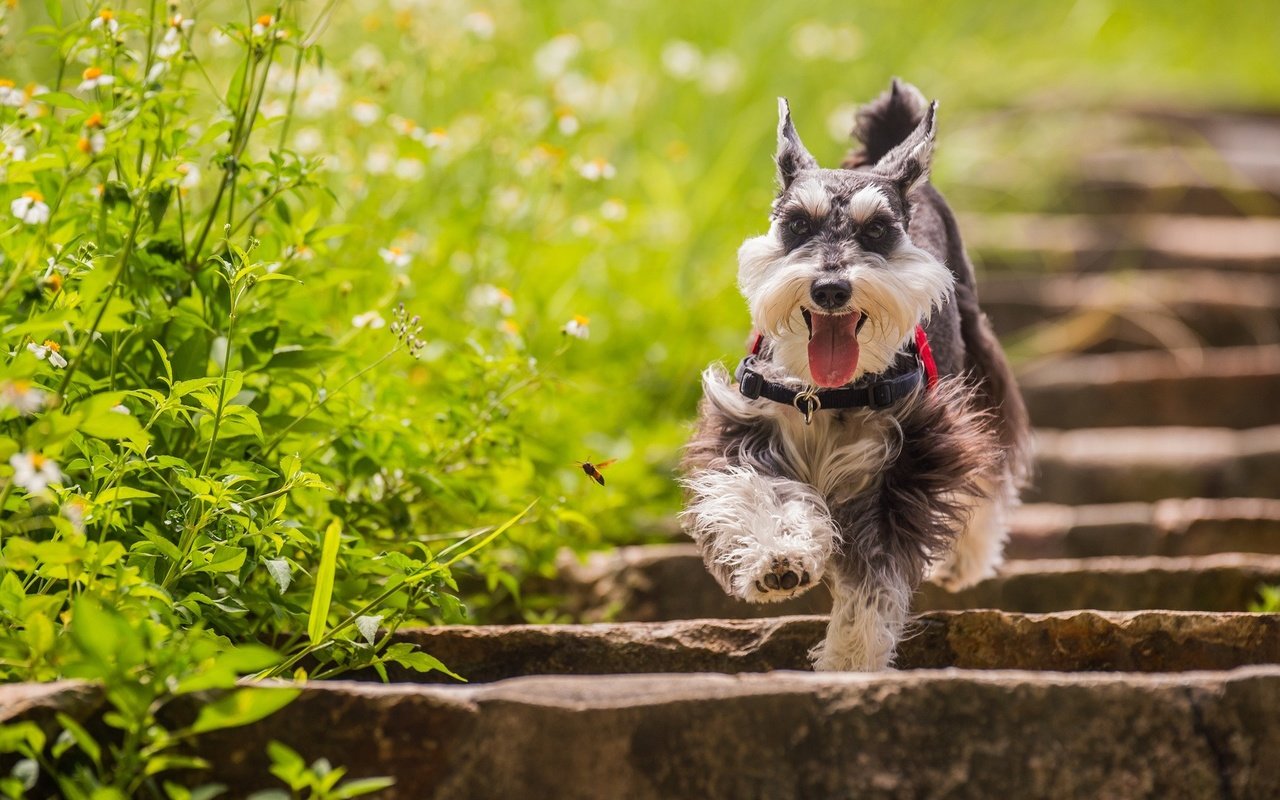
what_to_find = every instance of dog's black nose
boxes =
[810,279,852,311]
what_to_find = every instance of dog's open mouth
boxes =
[803,309,864,388]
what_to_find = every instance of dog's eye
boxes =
[787,218,811,237]
[863,221,887,240]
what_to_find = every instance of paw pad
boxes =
[754,558,811,595]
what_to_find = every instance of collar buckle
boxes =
[867,380,896,410]
[792,387,821,424]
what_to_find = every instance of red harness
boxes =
[747,325,938,391]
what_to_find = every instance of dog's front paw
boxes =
[733,552,823,603]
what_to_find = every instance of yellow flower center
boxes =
[22,190,44,202]
[77,137,92,153]
[83,67,103,80]
[573,315,590,326]
[99,9,114,19]
[43,340,60,352]
[257,14,274,27]
[31,454,46,469]
[11,379,31,392]
[0,79,14,89]
[44,274,63,292]
[86,112,104,128]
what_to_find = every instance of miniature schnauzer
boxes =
[681,80,1031,671]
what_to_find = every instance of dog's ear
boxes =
[776,98,819,190]
[871,100,937,198]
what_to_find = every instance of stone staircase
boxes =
[7,108,1280,798]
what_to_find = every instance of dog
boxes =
[680,79,1031,671]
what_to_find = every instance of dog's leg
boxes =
[682,466,835,603]
[810,564,912,671]
[927,474,1011,590]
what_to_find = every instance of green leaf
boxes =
[307,518,342,643]
[52,713,101,768]
[44,0,62,26]
[331,778,397,799]
[94,487,160,505]
[197,545,247,574]
[188,688,299,735]
[0,721,45,755]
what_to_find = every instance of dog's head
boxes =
[737,97,954,387]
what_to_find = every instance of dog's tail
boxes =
[842,78,929,169]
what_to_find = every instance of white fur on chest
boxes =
[703,364,898,503]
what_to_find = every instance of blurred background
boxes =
[4,0,1277,620]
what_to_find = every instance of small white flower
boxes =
[470,284,515,316]
[62,497,88,534]
[462,11,495,40]
[299,70,343,117]
[422,127,448,149]
[393,157,425,181]
[578,157,616,181]
[28,339,68,368]
[285,244,314,261]
[89,9,119,34]
[76,66,115,94]
[365,147,393,175]
[351,99,380,126]
[110,404,130,415]
[534,34,581,79]
[562,315,590,339]
[177,162,200,190]
[293,127,323,154]
[0,79,22,108]
[0,380,48,415]
[700,52,741,95]
[352,311,386,329]
[77,131,106,155]
[9,452,62,494]
[251,14,275,38]
[11,190,49,225]
[156,28,182,60]
[556,111,580,136]
[600,198,627,221]
[378,247,411,269]
[661,40,703,79]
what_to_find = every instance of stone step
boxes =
[960,212,1280,273]
[9,670,1280,798]
[1069,146,1280,217]
[1019,346,1280,429]
[1030,425,1280,504]
[1009,498,1280,559]
[379,611,1280,681]
[555,545,1280,621]
[979,270,1280,349]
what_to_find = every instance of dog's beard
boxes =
[738,233,954,385]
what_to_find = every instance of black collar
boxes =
[734,354,924,423]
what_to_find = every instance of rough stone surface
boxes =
[378,611,1280,681]
[919,553,1280,613]
[1009,498,1280,558]
[1020,346,1280,429]
[13,670,1280,799]
[557,545,1280,621]
[1071,146,1280,216]
[961,212,1280,273]
[1030,425,1280,504]
[979,270,1280,349]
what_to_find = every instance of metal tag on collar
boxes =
[793,387,821,424]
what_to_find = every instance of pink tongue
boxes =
[807,313,861,387]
